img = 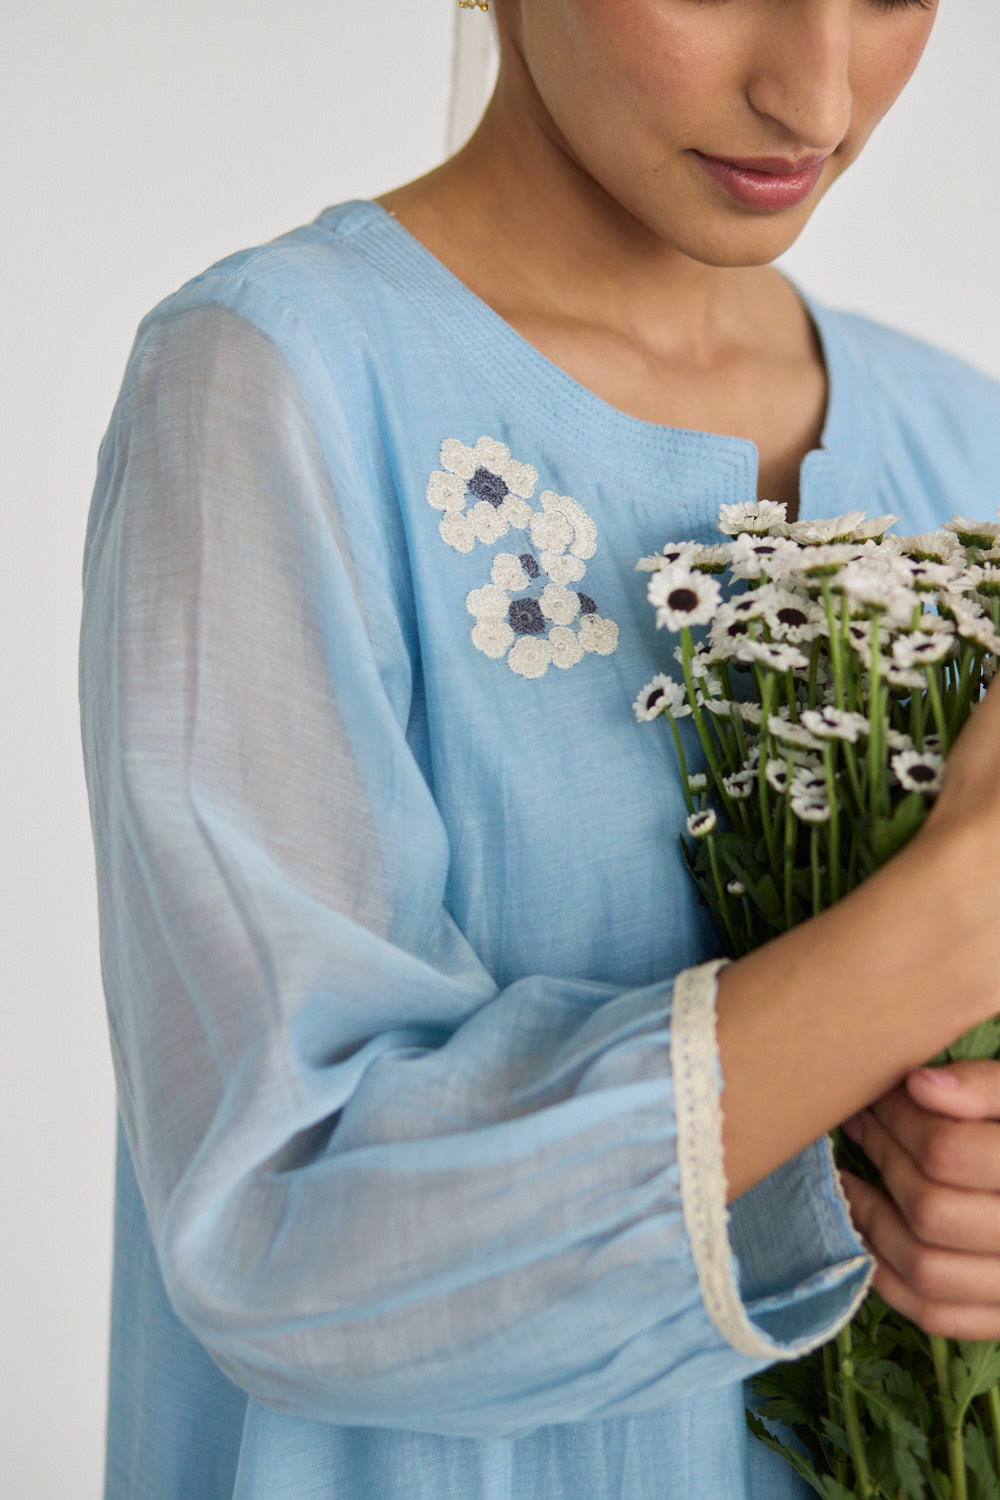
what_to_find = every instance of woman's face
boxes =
[495,0,939,266]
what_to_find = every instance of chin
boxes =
[671,210,817,270]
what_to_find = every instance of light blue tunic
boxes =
[78,198,1000,1499]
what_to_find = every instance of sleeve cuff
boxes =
[671,960,874,1362]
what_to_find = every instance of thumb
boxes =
[905,1059,1000,1120]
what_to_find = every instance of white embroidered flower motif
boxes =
[428,436,538,555]
[434,437,619,678]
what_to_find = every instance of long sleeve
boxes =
[79,290,872,1441]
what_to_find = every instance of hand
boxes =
[839,1061,1000,1340]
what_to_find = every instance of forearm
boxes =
[716,821,1000,1201]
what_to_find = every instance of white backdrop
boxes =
[2,2,997,1495]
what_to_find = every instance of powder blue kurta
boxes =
[78,199,1000,1499]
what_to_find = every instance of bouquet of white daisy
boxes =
[635,502,1000,1500]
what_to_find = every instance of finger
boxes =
[848,1108,1000,1253]
[838,1169,1000,1306]
[907,1060,1000,1123]
[867,1085,1000,1192]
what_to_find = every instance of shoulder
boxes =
[812,302,1000,520]
[129,200,395,392]
[822,304,1000,460]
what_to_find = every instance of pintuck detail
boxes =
[427,436,619,678]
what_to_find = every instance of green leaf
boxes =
[868,790,928,863]
[950,1343,1000,1424]
[965,1422,1000,1500]
[947,1018,1000,1063]
[745,1412,836,1498]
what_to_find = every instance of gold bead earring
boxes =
[458,0,490,10]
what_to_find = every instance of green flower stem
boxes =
[823,744,841,904]
[666,714,694,814]
[836,1325,872,1499]
[784,670,800,721]
[822,1341,849,1490]
[808,637,822,707]
[822,581,846,712]
[953,648,980,734]
[931,1334,967,1500]
[810,827,822,916]
[925,665,950,750]
[841,741,864,819]
[679,629,737,821]
[755,676,780,880]
[909,685,925,751]
[867,617,887,819]
[987,1384,1000,1476]
[783,755,796,926]
[705,834,740,955]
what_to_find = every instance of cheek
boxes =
[851,22,937,141]
[537,0,735,143]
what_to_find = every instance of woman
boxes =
[78,1,1000,1496]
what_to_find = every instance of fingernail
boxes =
[913,1067,960,1090]
[842,1113,864,1144]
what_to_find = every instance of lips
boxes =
[693,150,830,212]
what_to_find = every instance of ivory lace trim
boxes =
[671,959,873,1360]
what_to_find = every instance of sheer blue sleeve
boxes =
[78,293,872,1439]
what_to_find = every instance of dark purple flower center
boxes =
[668,588,699,613]
[645,687,665,709]
[777,607,808,627]
[910,763,936,783]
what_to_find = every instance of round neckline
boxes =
[317,198,881,519]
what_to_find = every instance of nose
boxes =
[745,1,853,155]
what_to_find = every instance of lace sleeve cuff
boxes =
[671,959,874,1363]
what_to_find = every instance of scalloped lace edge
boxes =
[671,958,874,1361]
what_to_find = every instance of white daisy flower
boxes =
[693,544,734,574]
[894,530,962,563]
[717,499,788,537]
[799,706,869,743]
[648,566,722,631]
[880,662,926,691]
[891,749,945,794]
[907,559,965,592]
[968,563,1000,598]
[686,809,718,838]
[791,796,832,825]
[673,643,719,679]
[737,702,764,728]
[636,541,705,573]
[765,759,792,794]
[507,636,552,679]
[578,614,619,655]
[945,515,1000,547]
[885,728,917,753]
[790,765,828,798]
[767,715,825,751]
[891,632,953,669]
[547,626,585,670]
[785,511,868,546]
[728,533,803,581]
[698,695,733,716]
[726,879,746,897]
[792,542,872,576]
[833,561,918,616]
[633,675,691,722]
[848,514,902,542]
[958,617,1000,654]
[845,620,874,657]
[470,620,515,659]
[723,770,756,800]
[688,772,709,792]
[767,591,826,643]
[738,640,810,672]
